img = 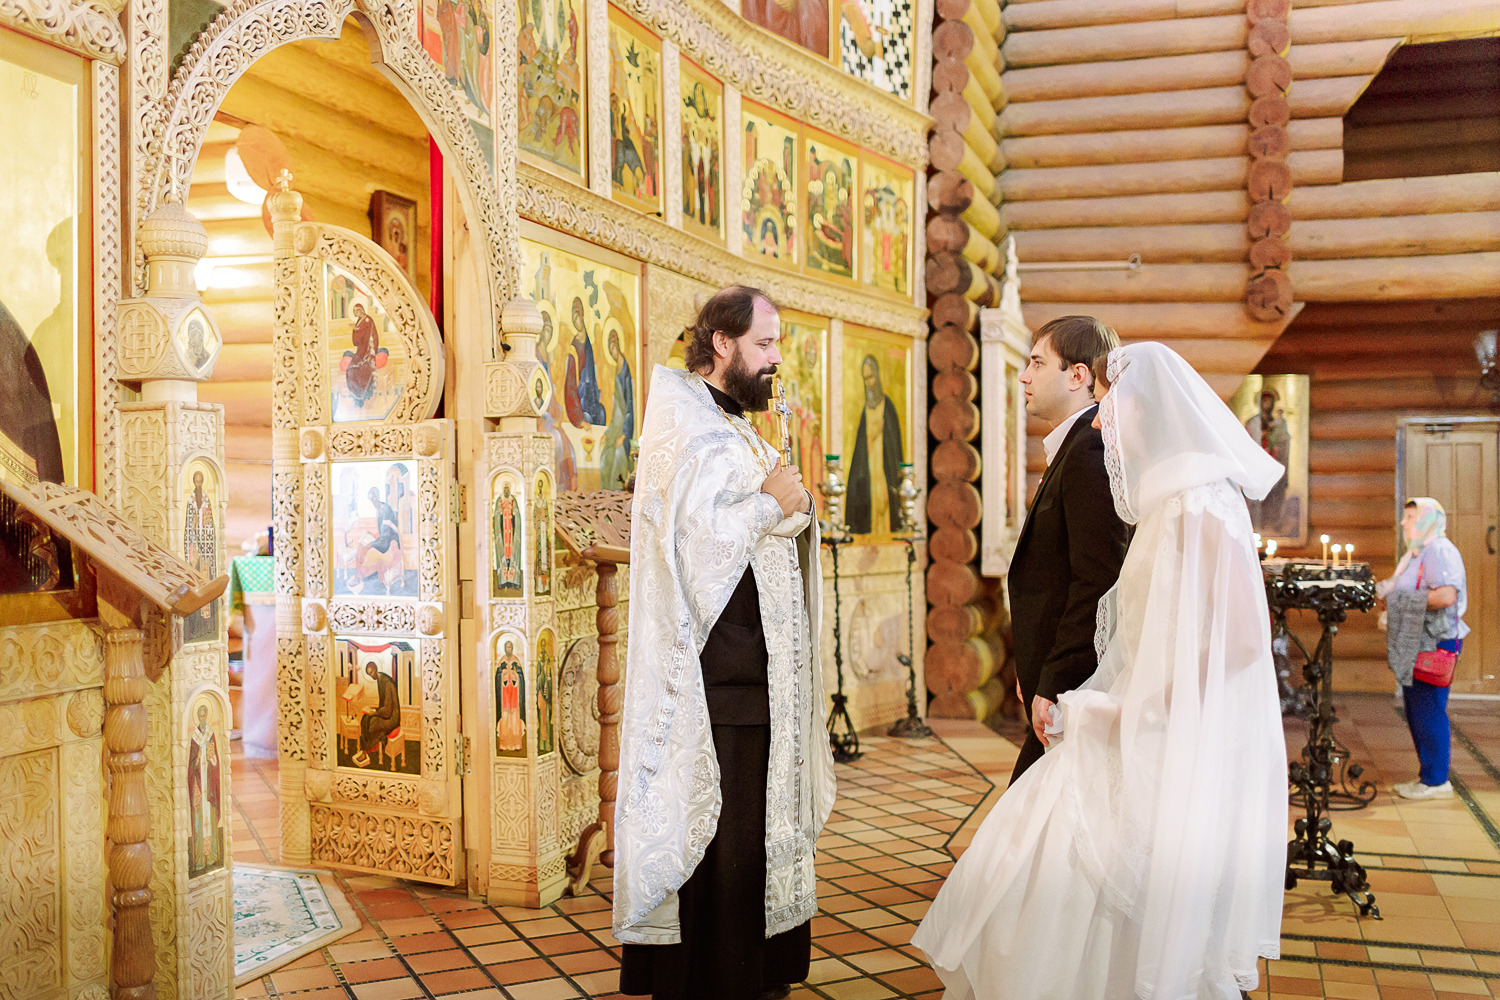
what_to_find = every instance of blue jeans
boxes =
[1402,639,1461,786]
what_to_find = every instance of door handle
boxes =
[1488,525,1497,555]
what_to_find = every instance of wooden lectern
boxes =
[552,490,632,895]
[1,480,227,1000]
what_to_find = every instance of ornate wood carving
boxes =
[140,0,512,339]
[517,164,928,339]
[0,0,125,62]
[1,481,226,616]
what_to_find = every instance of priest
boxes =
[615,285,837,1000]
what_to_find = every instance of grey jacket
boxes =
[1385,587,1438,687]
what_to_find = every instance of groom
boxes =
[1007,316,1128,782]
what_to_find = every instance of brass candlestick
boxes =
[819,454,860,762]
[889,463,933,739]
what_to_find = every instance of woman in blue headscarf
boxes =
[1377,497,1468,800]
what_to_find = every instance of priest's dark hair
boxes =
[683,284,777,374]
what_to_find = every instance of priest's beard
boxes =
[723,343,776,412]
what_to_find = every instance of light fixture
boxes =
[224,146,268,206]
[1474,328,1500,403]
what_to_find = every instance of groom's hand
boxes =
[1031,695,1055,747]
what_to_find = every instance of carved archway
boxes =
[137,0,515,340]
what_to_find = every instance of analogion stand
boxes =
[1263,558,1380,918]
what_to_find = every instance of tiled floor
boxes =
[231,694,1500,999]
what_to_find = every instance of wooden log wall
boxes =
[925,0,1009,720]
[1257,299,1500,691]
[1001,0,1500,497]
[1344,37,1500,182]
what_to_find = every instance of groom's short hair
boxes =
[1034,316,1120,381]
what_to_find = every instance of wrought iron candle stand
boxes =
[888,463,934,739]
[1264,559,1380,918]
[819,455,861,763]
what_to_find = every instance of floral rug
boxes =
[233,863,358,985]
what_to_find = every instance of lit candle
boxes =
[1254,532,1263,550]
[1331,544,1343,566]
[1266,539,1278,557]
[1345,543,1353,566]
[1320,533,1330,563]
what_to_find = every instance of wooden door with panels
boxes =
[272,186,468,884]
[1402,420,1500,696]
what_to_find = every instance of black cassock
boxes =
[619,386,812,1000]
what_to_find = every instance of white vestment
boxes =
[612,365,837,945]
[914,343,1288,1000]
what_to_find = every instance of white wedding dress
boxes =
[913,343,1289,1000]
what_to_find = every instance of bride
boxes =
[913,342,1288,1000]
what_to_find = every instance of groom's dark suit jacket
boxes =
[1007,405,1128,781]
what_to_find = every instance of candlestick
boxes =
[1320,533,1330,563]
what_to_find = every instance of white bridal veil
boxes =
[914,343,1288,1000]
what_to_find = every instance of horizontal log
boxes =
[1345,116,1500,153]
[932,18,974,62]
[933,367,980,402]
[926,214,970,254]
[220,76,429,187]
[1344,144,1500,184]
[1130,336,1272,372]
[1003,0,1497,68]
[1290,252,1500,300]
[1002,15,1244,68]
[1002,0,1241,31]
[1279,355,1483,382]
[1310,411,1400,440]
[1018,263,1249,302]
[966,44,1006,108]
[1002,40,1398,104]
[1021,301,1302,340]
[198,381,274,426]
[1002,81,1380,136]
[1346,88,1500,128]
[1291,211,1500,260]
[1311,376,1495,412]
[928,170,975,214]
[1013,222,1249,263]
[204,300,275,343]
[1263,325,1493,357]
[1309,438,1394,473]
[242,45,429,142]
[210,342,273,383]
[225,426,272,459]
[1290,171,1500,220]
[1000,118,1340,169]
[929,481,984,531]
[1311,496,1404,529]
[968,0,1004,43]
[962,74,1001,139]
[1004,190,1250,229]
[1308,472,1394,500]
[1289,0,1500,46]
[999,150,1338,201]
[1288,297,1500,327]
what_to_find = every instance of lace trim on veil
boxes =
[1101,350,1134,525]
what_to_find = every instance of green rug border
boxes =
[233,862,360,987]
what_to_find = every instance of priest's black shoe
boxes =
[760,987,791,1000]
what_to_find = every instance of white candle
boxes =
[1266,539,1278,557]
[1331,544,1343,566]
[1345,543,1354,566]
[1320,533,1330,563]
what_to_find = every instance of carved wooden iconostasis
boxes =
[0,0,932,985]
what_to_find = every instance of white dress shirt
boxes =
[1042,405,1095,467]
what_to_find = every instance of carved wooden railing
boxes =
[553,490,632,893]
[1,480,226,1000]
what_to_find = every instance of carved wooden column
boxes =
[98,569,155,1000]
[589,554,622,867]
